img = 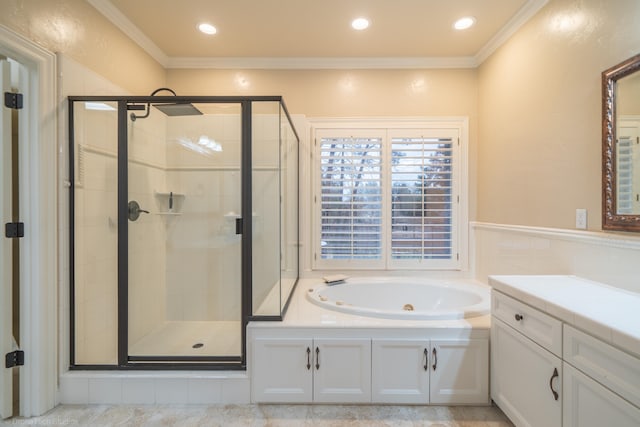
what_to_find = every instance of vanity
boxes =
[489,275,640,427]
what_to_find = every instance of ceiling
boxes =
[89,0,548,69]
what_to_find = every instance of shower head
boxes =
[129,87,202,121]
[153,103,202,117]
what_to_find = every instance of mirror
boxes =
[602,53,640,231]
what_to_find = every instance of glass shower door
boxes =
[126,102,243,362]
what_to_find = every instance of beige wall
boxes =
[167,68,479,220]
[477,0,640,230]
[11,0,637,233]
[0,0,165,94]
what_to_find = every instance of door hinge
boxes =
[4,92,23,110]
[5,222,24,238]
[5,350,24,368]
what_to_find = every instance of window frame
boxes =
[310,118,468,271]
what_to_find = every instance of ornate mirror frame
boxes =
[602,53,640,231]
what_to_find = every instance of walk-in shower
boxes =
[68,94,299,369]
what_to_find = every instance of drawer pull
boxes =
[549,367,559,401]
[423,348,428,371]
[306,347,311,370]
[432,347,438,371]
[515,313,524,321]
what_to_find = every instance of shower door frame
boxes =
[68,95,299,370]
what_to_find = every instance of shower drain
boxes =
[192,343,204,349]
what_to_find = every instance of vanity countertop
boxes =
[489,275,640,358]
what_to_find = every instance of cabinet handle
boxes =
[423,348,428,371]
[549,367,559,401]
[432,348,437,371]
[315,347,320,370]
[515,313,524,321]
[306,347,311,370]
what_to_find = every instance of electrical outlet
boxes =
[576,209,587,229]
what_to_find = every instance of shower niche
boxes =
[68,94,299,369]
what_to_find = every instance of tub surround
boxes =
[489,275,640,427]
[249,278,491,405]
[305,277,490,320]
[258,278,491,329]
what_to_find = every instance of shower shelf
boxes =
[154,191,185,214]
[154,191,185,198]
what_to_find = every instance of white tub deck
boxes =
[249,278,491,338]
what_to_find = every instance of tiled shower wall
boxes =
[73,99,169,363]
[164,113,243,322]
[127,112,168,346]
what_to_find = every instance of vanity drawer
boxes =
[564,325,640,408]
[492,290,562,357]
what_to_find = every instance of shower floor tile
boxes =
[129,321,241,357]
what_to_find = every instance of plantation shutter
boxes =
[319,135,383,262]
[390,136,455,262]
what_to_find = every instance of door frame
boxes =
[0,24,57,417]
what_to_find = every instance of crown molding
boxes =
[166,56,477,70]
[474,0,549,65]
[87,0,169,67]
[89,0,548,70]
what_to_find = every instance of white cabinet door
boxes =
[252,338,313,403]
[313,338,371,403]
[491,318,561,427]
[564,363,640,427]
[371,339,429,404]
[430,339,489,405]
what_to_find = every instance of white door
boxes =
[371,339,429,404]
[251,338,313,403]
[430,339,489,405]
[1,59,14,420]
[563,363,640,427]
[313,338,371,403]
[492,318,562,427]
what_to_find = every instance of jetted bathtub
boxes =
[306,277,490,320]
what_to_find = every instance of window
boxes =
[319,134,383,261]
[313,120,467,270]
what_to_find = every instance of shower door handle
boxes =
[235,217,243,234]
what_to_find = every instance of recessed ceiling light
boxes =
[351,17,370,31]
[453,16,476,30]
[198,23,217,35]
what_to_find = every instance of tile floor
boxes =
[2,404,514,426]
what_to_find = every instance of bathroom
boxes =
[1,0,639,424]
